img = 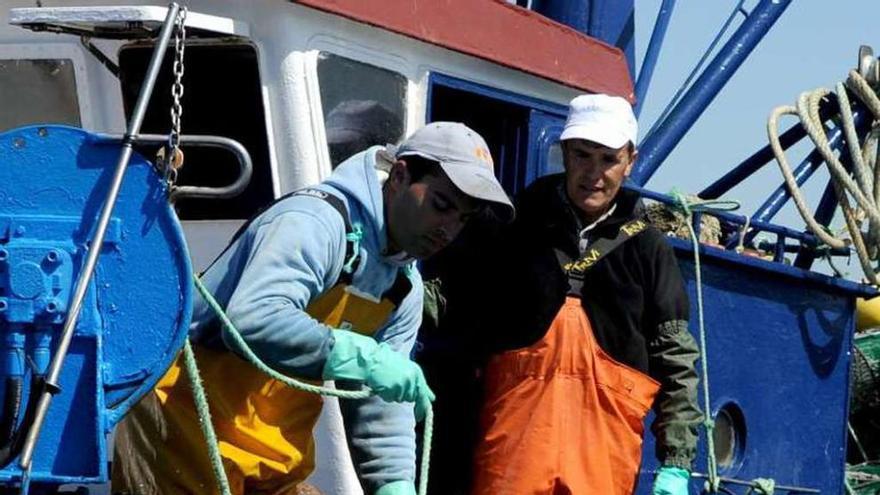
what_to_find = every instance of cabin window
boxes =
[118,43,273,220]
[0,58,81,132]
[428,76,570,194]
[429,83,532,193]
[544,141,564,176]
[316,53,406,168]
[421,73,566,273]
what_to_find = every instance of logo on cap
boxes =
[475,147,494,167]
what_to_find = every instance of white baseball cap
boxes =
[391,122,515,222]
[560,94,637,149]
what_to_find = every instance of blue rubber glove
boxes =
[653,466,690,495]
[374,480,416,495]
[323,329,435,420]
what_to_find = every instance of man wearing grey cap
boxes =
[469,94,701,495]
[113,122,513,495]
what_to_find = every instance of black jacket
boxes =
[424,174,702,470]
[495,175,685,368]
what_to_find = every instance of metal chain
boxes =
[164,6,187,189]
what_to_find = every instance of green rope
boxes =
[343,223,364,274]
[189,274,433,495]
[193,275,370,399]
[181,338,233,495]
[670,192,787,495]
[669,190,739,493]
[845,477,857,495]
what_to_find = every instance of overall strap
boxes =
[556,218,648,295]
[204,187,359,283]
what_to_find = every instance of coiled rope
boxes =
[768,70,880,284]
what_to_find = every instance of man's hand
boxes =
[365,343,435,419]
[652,466,690,495]
[324,329,435,420]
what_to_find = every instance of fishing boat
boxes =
[0,1,878,493]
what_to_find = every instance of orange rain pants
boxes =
[472,297,660,495]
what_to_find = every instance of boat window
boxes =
[429,83,532,194]
[118,43,273,220]
[316,53,406,168]
[0,58,81,132]
[544,141,564,176]
[421,74,566,281]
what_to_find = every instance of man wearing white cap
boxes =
[470,95,701,495]
[113,122,513,495]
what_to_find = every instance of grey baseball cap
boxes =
[392,122,515,222]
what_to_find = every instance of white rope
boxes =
[768,70,880,284]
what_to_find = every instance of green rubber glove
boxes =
[323,329,435,420]
[374,480,416,495]
[652,466,690,495]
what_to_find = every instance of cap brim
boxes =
[560,123,631,149]
[437,161,515,223]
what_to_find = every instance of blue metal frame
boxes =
[427,73,568,119]
[634,0,676,116]
[751,139,841,226]
[793,182,842,269]
[642,0,748,143]
[531,0,636,77]
[526,110,565,185]
[697,100,844,199]
[751,109,870,225]
[626,183,876,298]
[699,122,805,200]
[633,0,794,185]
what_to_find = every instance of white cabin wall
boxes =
[2,0,581,195]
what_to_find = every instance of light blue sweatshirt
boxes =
[190,147,423,491]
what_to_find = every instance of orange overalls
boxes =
[472,233,660,495]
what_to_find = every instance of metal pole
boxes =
[792,180,839,269]
[634,0,675,116]
[17,3,181,474]
[752,144,834,223]
[698,97,848,199]
[699,119,809,199]
[752,108,869,224]
[632,0,793,185]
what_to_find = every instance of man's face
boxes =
[562,138,636,221]
[385,161,478,259]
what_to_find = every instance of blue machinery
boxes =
[0,1,877,494]
[0,125,193,490]
[0,4,252,492]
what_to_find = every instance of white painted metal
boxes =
[10,6,250,38]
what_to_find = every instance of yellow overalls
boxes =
[113,193,411,495]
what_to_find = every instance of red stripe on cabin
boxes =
[292,0,634,102]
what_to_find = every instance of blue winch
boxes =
[0,125,193,487]
[0,6,252,492]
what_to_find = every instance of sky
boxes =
[632,0,880,277]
